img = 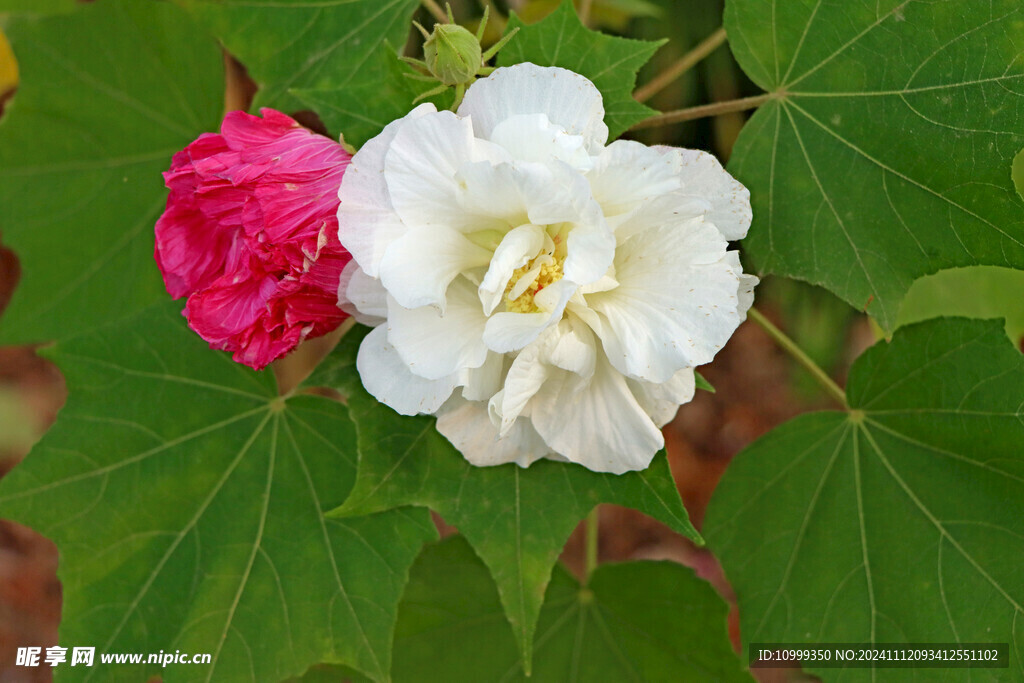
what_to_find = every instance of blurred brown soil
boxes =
[0,346,65,682]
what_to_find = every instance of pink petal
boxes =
[154,198,243,298]
[155,108,354,369]
[184,272,276,339]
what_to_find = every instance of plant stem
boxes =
[578,0,594,25]
[629,92,774,131]
[747,307,849,409]
[584,506,599,584]
[420,0,448,24]
[634,27,727,103]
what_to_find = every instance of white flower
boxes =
[337,63,757,474]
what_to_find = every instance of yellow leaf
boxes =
[0,28,18,95]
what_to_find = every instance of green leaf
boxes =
[291,664,362,683]
[726,0,1024,331]
[0,0,76,16]
[310,328,699,672]
[695,370,716,393]
[0,304,436,682]
[898,266,1024,346]
[517,0,661,31]
[0,386,38,451]
[1014,146,1024,203]
[293,43,452,148]
[705,317,1024,678]
[0,0,223,344]
[388,535,752,682]
[176,0,420,114]
[499,0,664,139]
[595,0,663,18]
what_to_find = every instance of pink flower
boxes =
[155,108,353,370]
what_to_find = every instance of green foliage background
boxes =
[0,0,1021,681]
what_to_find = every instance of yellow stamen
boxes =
[504,254,565,313]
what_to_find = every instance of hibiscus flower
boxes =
[337,63,756,473]
[155,109,352,370]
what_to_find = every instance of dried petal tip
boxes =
[155,108,354,370]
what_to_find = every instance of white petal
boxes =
[594,144,751,243]
[483,313,556,353]
[337,103,435,276]
[739,273,758,320]
[454,161,530,229]
[579,273,619,295]
[492,337,551,431]
[384,110,508,231]
[489,113,593,171]
[492,315,597,434]
[608,192,713,244]
[357,325,458,416]
[436,397,548,468]
[546,315,597,378]
[339,261,387,326]
[724,251,759,320]
[531,353,663,474]
[387,277,489,381]
[482,279,575,353]
[588,139,685,217]
[459,63,608,153]
[378,225,493,310]
[457,159,593,228]
[628,367,696,428]
[478,224,546,315]
[562,202,616,285]
[586,219,746,383]
[525,161,596,227]
[658,145,752,241]
[461,351,506,402]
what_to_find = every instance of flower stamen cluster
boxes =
[504,246,565,314]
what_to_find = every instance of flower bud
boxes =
[423,23,483,86]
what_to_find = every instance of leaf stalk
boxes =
[420,0,448,24]
[578,0,594,26]
[634,27,728,103]
[629,92,775,131]
[747,307,849,409]
[584,506,599,584]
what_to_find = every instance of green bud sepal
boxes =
[403,3,519,109]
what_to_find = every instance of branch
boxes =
[634,27,727,103]
[629,92,775,131]
[578,0,594,26]
[420,0,448,24]
[747,307,849,409]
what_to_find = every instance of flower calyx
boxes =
[424,22,481,86]
[402,3,518,109]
